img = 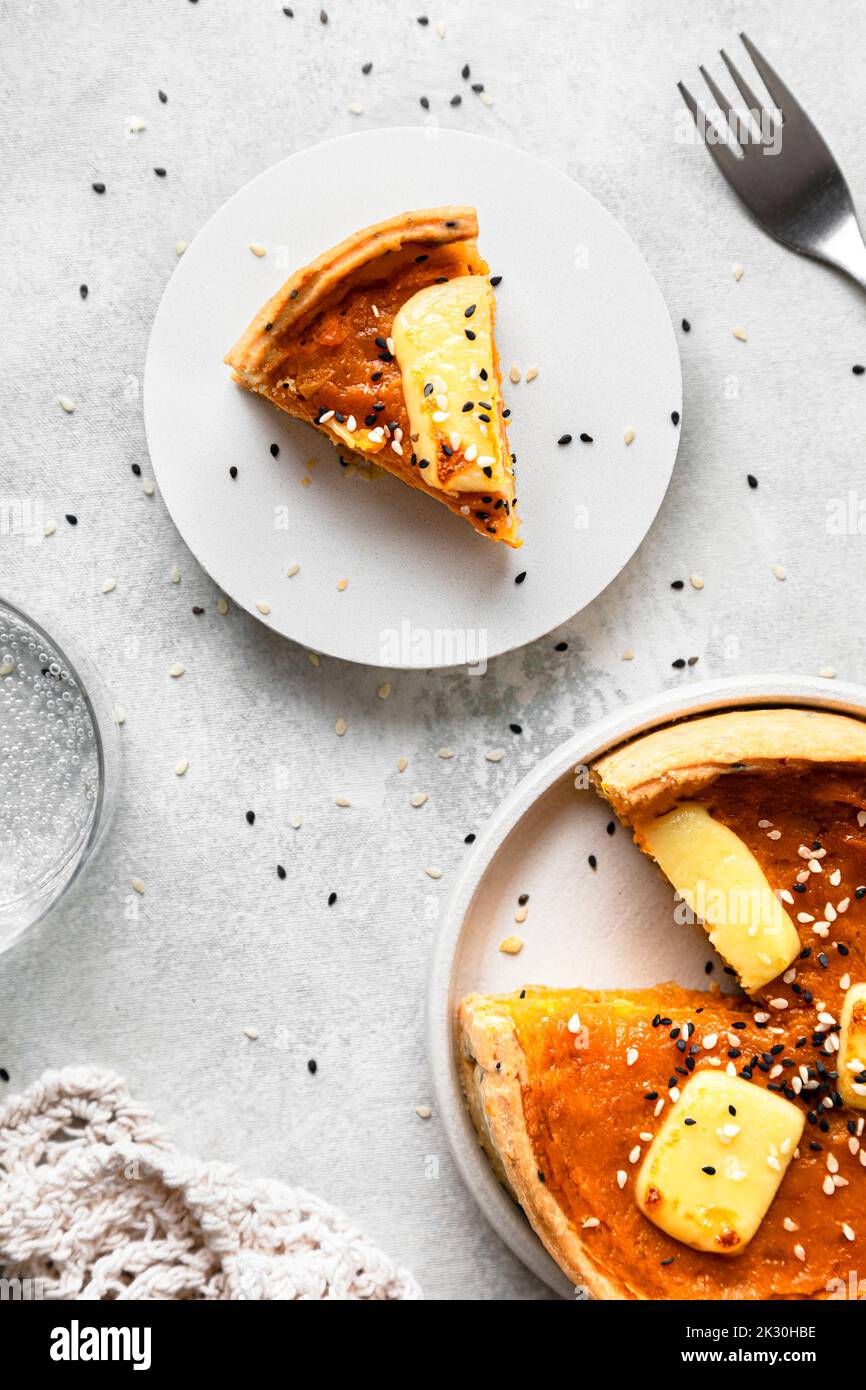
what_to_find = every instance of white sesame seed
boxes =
[616,1170,627,1189]
[818,666,837,679]
[437,747,454,759]
[255,601,271,615]
[337,578,349,592]
[174,758,189,777]
[772,563,786,581]
[100,578,116,594]
[733,326,747,341]
[410,791,428,808]
[425,866,442,880]
[628,1145,641,1164]
[623,428,635,446]
[59,396,75,413]
[335,796,350,807]
[415,1105,432,1119]
[626,1047,639,1067]
[843,1223,856,1242]
[168,663,185,678]
[243,1026,259,1040]
[335,717,346,737]
[132,878,145,895]
[485,749,504,763]
[175,240,187,257]
[396,756,408,773]
[249,243,266,257]
[793,1243,806,1262]
[217,596,229,615]
[290,814,303,829]
[287,562,300,578]
[509,364,521,383]
[525,365,539,382]
[582,1217,600,1229]
[114,706,126,725]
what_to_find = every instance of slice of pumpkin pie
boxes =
[225,207,520,546]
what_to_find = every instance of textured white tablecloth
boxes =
[2,0,865,1301]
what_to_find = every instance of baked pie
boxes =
[459,707,866,1299]
[225,207,520,546]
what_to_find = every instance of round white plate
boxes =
[427,675,866,1296]
[144,129,681,668]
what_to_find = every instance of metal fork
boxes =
[678,32,866,290]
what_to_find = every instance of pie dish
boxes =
[458,706,866,1299]
[225,207,520,546]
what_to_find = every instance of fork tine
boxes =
[697,64,738,139]
[719,47,772,138]
[739,32,794,120]
[677,81,743,176]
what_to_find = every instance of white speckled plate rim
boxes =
[427,674,866,1297]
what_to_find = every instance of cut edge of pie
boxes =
[225,206,521,547]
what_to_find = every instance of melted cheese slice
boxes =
[839,982,866,1109]
[636,1071,804,1255]
[392,275,509,494]
[635,803,800,992]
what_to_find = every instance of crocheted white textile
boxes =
[0,1067,421,1300]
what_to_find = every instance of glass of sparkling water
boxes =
[0,596,119,954]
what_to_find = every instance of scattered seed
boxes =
[335,795,350,807]
[217,596,229,615]
[732,263,744,281]
[59,396,75,413]
[415,1105,432,1119]
[524,365,539,382]
[623,428,635,445]
[396,756,408,773]
[168,663,185,677]
[175,240,187,256]
[287,562,300,577]
[249,243,267,257]
[100,577,116,594]
[485,749,504,762]
[132,878,145,895]
[114,706,126,725]
[175,759,189,776]
[335,717,346,737]
[689,574,704,590]
[243,1027,259,1040]
[255,601,271,614]
[410,791,429,807]
[425,866,443,880]
[378,682,391,699]
[509,364,521,383]
[337,578,349,592]
[732,326,747,342]
[772,563,786,581]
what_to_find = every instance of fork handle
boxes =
[821,218,866,291]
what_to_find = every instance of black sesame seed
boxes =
[420,96,429,109]
[671,410,680,425]
[92,182,106,194]
[154,167,167,178]
[588,854,597,870]
[701,1166,716,1175]
[229,466,238,479]
[246,810,255,825]
[557,434,572,446]
[471,83,484,93]
[131,463,141,477]
[518,893,529,906]
[672,657,686,669]
[192,605,204,615]
[158,90,168,102]
[65,514,78,526]
[660,1256,675,1266]
[450,95,462,107]
[308,1058,317,1074]
[462,63,470,79]
[79,284,88,299]
[462,401,474,412]
[270,443,279,458]
[489,275,502,287]
[853,364,865,375]
[681,318,691,332]
[464,832,476,844]
[671,579,684,589]
[417,14,429,23]
[465,328,476,340]
[0,1068,8,1083]
[371,371,383,382]
[328,891,337,906]
[579,432,593,443]
[319,8,328,22]
[362,61,372,73]
[464,303,476,318]
[514,571,526,585]
[277,865,287,880]
[684,1117,697,1126]
[554,641,568,652]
